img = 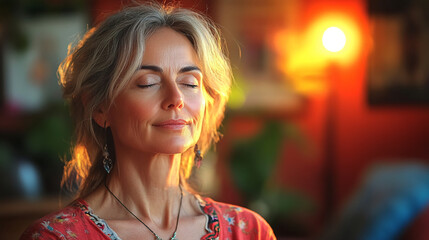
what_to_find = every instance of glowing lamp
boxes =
[322,27,346,52]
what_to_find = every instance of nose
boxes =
[162,83,184,110]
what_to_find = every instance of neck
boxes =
[103,150,183,228]
[111,152,181,188]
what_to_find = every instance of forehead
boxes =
[142,27,200,68]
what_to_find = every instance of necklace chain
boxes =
[104,181,183,240]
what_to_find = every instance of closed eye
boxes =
[138,84,157,88]
[183,84,198,88]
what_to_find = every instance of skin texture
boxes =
[88,27,207,240]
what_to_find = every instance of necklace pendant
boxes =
[155,236,162,240]
[170,232,178,240]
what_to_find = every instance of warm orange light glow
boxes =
[272,11,361,94]
[323,27,346,52]
[305,13,361,66]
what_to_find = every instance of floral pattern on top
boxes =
[20,197,276,240]
[75,200,121,240]
[198,197,221,239]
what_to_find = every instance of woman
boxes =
[21,3,276,240]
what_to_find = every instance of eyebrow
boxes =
[140,65,163,72]
[139,65,201,74]
[178,66,202,73]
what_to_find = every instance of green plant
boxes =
[229,120,313,235]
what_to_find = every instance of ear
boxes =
[93,105,109,128]
[81,93,109,128]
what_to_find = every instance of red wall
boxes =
[280,0,429,223]
[216,0,429,232]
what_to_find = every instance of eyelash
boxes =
[137,84,156,88]
[184,84,198,89]
[138,84,198,89]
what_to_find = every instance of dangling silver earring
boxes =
[102,122,113,174]
[103,144,113,173]
[194,144,203,168]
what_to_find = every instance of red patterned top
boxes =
[20,197,276,240]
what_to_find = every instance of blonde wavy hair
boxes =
[60,2,232,198]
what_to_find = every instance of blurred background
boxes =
[1,0,429,239]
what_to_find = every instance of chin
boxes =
[156,141,193,154]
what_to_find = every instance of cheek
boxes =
[188,93,205,122]
[109,95,156,126]
[189,93,206,142]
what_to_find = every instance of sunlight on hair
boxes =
[73,144,90,179]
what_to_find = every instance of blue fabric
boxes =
[324,162,429,240]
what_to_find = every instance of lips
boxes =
[153,119,190,130]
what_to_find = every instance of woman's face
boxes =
[105,28,205,156]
